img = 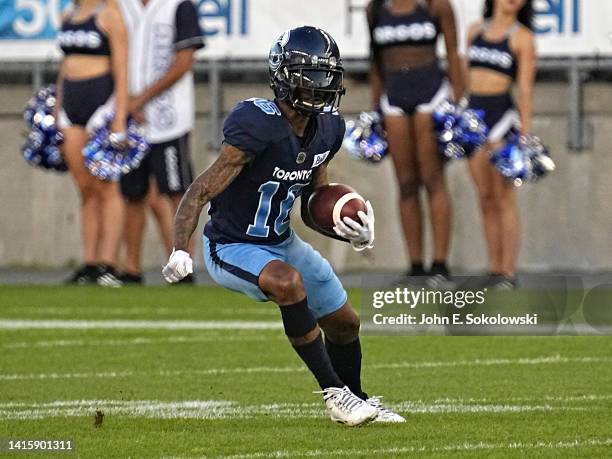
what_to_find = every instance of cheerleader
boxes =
[367,0,464,284]
[466,0,536,288]
[56,0,129,285]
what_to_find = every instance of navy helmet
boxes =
[269,26,345,115]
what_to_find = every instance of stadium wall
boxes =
[1,81,611,273]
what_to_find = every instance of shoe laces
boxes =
[368,396,403,420]
[316,387,365,414]
[367,396,390,412]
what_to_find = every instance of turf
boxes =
[0,286,611,458]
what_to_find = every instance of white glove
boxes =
[162,249,193,283]
[333,200,375,251]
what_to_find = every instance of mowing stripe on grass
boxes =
[0,399,599,421]
[1,354,611,381]
[0,319,282,330]
[210,438,612,458]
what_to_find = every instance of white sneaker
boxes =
[316,386,378,426]
[366,396,406,423]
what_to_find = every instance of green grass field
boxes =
[1,286,611,458]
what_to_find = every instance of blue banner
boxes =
[534,0,581,35]
[0,0,70,39]
[0,0,251,40]
[0,0,608,59]
[0,0,584,40]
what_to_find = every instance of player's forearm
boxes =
[173,180,209,251]
[173,145,250,250]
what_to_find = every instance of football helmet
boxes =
[269,26,345,115]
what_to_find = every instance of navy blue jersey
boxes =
[204,98,345,245]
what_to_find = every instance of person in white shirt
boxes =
[118,0,204,284]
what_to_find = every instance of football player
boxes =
[162,26,404,426]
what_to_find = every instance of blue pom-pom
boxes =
[490,134,555,186]
[83,112,149,181]
[21,85,67,172]
[433,101,489,160]
[343,111,388,163]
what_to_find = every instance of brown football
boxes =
[308,183,367,235]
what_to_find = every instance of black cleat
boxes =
[96,265,123,288]
[489,275,518,291]
[117,272,143,285]
[65,265,99,285]
[425,264,456,290]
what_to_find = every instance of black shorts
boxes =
[61,73,114,127]
[469,93,520,143]
[381,63,450,116]
[120,133,194,201]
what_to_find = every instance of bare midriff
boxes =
[469,68,513,95]
[62,55,111,80]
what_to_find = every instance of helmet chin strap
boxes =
[276,97,314,119]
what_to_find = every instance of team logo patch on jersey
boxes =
[296,152,307,164]
[312,151,330,168]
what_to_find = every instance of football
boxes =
[308,183,367,234]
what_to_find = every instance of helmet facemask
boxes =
[288,66,344,114]
[272,65,345,116]
[269,27,345,116]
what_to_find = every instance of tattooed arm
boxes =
[173,144,251,250]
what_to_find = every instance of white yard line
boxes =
[393,402,588,414]
[0,398,604,421]
[1,354,610,381]
[0,319,283,330]
[2,319,609,335]
[0,371,134,381]
[3,334,280,350]
[211,438,612,459]
[429,394,612,404]
[368,354,612,369]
